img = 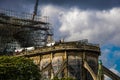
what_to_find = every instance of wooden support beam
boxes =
[102,65,120,80]
[55,59,67,77]
[40,62,52,73]
[83,60,97,80]
[64,51,68,77]
[50,53,54,79]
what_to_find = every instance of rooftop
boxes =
[14,40,100,57]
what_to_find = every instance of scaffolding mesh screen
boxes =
[0,8,53,55]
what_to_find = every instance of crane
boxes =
[32,0,39,21]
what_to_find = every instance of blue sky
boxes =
[0,0,120,79]
[101,45,120,70]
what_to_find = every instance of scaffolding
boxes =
[0,8,53,54]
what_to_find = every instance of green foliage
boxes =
[0,56,40,80]
[52,77,76,80]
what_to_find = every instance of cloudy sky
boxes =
[0,0,120,79]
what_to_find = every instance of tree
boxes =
[0,56,40,80]
[52,77,76,80]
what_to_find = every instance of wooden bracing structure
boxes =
[14,41,120,80]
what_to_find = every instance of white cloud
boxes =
[113,50,120,57]
[40,5,65,40]
[99,48,110,66]
[104,65,120,80]
[40,5,120,80]
[41,5,120,46]
[104,75,112,80]
[110,68,120,76]
[110,64,120,75]
[40,5,120,79]
[100,47,120,69]
[59,8,120,45]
